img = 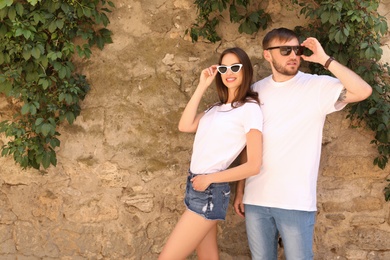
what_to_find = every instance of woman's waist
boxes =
[188,169,229,186]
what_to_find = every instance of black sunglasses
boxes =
[266,46,305,56]
[217,64,243,74]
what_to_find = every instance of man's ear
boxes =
[263,50,271,62]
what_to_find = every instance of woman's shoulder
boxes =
[241,101,262,111]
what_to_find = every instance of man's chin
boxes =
[284,68,299,76]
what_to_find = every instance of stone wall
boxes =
[0,0,389,259]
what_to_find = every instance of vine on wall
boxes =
[0,0,114,169]
[189,0,390,199]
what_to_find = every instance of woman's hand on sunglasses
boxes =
[300,37,330,66]
[198,65,218,90]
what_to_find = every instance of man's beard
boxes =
[272,59,299,76]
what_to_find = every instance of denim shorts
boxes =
[184,171,231,220]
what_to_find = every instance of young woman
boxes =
[158,47,263,260]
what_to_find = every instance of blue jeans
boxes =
[245,205,315,260]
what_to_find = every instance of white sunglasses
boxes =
[217,64,243,74]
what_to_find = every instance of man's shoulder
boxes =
[252,75,271,89]
[298,70,336,81]
[254,75,272,84]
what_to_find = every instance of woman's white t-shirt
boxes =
[190,102,263,174]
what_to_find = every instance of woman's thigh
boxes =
[159,210,217,260]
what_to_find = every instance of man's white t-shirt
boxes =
[190,102,263,174]
[243,71,346,211]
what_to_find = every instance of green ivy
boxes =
[187,0,271,42]
[189,0,390,200]
[0,0,114,169]
[295,0,389,170]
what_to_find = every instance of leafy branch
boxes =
[187,0,271,42]
[0,0,115,169]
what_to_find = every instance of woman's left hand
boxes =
[191,175,212,192]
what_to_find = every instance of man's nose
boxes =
[289,50,297,58]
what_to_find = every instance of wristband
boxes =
[324,56,335,70]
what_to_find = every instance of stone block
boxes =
[349,228,390,250]
[351,215,386,226]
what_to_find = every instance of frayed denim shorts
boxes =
[184,171,231,220]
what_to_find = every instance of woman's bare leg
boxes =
[196,223,219,260]
[158,210,218,260]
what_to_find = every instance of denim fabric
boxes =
[184,172,230,220]
[245,204,315,260]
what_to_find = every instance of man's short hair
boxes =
[262,27,299,49]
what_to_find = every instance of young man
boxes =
[234,28,372,259]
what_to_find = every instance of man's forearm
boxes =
[236,179,246,194]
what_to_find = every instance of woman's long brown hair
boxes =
[214,47,259,108]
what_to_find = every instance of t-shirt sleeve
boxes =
[318,76,347,114]
[243,103,263,133]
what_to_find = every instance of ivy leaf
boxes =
[22,29,32,39]
[15,28,23,37]
[39,55,48,68]
[58,67,67,79]
[65,111,75,124]
[96,36,104,50]
[50,150,57,166]
[229,4,242,23]
[329,10,340,25]
[320,11,330,23]
[0,81,12,96]
[48,21,57,33]
[27,0,40,6]
[238,21,252,34]
[375,130,388,144]
[360,42,368,49]
[35,118,44,126]
[50,138,60,148]
[0,23,7,37]
[65,93,73,105]
[38,78,49,89]
[1,147,9,156]
[29,104,37,115]
[41,123,53,136]
[379,20,388,35]
[25,71,39,82]
[31,46,40,59]
[15,3,23,16]
[58,93,65,102]
[7,6,16,20]
[369,107,378,114]
[42,151,51,168]
[0,0,13,9]
[22,49,31,60]
[55,19,64,29]
[83,7,92,17]
[21,103,30,115]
